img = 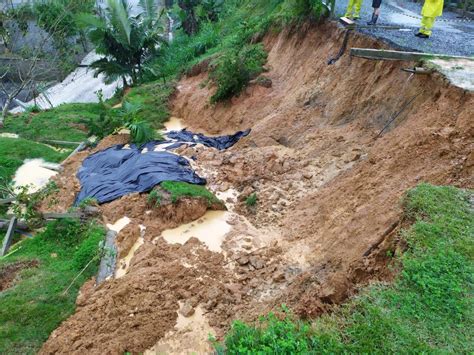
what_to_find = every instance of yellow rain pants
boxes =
[419,0,443,35]
[345,0,363,18]
[419,16,435,35]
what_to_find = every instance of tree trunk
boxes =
[0,96,12,128]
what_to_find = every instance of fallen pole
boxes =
[350,48,474,61]
[96,229,118,284]
[1,217,17,257]
[0,197,15,205]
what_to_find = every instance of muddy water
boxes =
[106,216,131,233]
[116,224,146,279]
[164,117,185,132]
[144,303,213,355]
[162,211,231,252]
[13,158,58,193]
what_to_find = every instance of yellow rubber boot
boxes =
[419,16,435,36]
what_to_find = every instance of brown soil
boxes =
[0,260,39,292]
[40,21,473,354]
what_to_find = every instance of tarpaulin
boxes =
[76,146,205,205]
[166,129,251,150]
[76,129,250,205]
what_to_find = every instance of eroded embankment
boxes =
[40,22,473,354]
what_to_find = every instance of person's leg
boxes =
[345,0,355,17]
[353,0,363,19]
[419,16,435,36]
[368,0,381,24]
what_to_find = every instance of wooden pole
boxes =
[350,48,474,61]
[1,217,17,257]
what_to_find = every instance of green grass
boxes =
[217,184,474,353]
[0,137,68,186]
[160,181,221,206]
[2,103,101,142]
[0,220,105,354]
[123,81,175,129]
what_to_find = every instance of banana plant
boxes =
[77,0,165,86]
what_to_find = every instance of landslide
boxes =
[173,21,473,313]
[40,22,473,354]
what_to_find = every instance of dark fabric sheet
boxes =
[76,129,250,205]
[76,146,205,205]
[166,129,251,150]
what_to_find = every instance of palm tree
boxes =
[79,0,164,86]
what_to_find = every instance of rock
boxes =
[249,256,265,270]
[236,256,249,266]
[180,302,195,317]
[303,172,313,179]
[272,271,286,282]
[242,186,255,197]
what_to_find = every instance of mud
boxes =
[40,21,473,354]
[0,260,39,292]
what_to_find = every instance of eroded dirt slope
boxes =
[41,22,473,354]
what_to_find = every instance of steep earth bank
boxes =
[41,22,473,354]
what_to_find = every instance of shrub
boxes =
[209,44,267,103]
[245,193,258,207]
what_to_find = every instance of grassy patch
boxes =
[0,220,105,354]
[0,137,68,186]
[245,193,258,207]
[124,82,175,130]
[160,181,221,206]
[2,103,100,142]
[217,184,474,353]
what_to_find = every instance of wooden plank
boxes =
[61,141,87,165]
[41,139,83,146]
[0,219,28,230]
[350,48,474,61]
[0,197,15,205]
[42,212,83,220]
[1,217,17,257]
[339,17,355,26]
[353,24,405,30]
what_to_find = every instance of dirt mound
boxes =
[0,260,39,292]
[41,21,473,353]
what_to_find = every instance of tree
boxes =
[79,0,165,87]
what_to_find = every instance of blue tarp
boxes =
[166,129,251,150]
[75,129,250,205]
[76,146,205,205]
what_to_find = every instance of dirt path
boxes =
[40,22,473,354]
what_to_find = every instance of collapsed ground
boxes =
[10,22,469,353]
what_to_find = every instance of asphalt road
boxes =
[335,0,474,56]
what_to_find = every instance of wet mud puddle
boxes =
[162,211,232,253]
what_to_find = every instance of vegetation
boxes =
[217,184,474,353]
[0,220,105,354]
[78,0,165,86]
[160,181,221,205]
[3,103,98,142]
[245,193,258,207]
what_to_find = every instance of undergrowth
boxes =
[0,220,105,354]
[3,103,98,142]
[216,184,474,353]
[160,181,221,206]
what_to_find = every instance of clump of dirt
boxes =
[41,20,473,354]
[0,260,39,292]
